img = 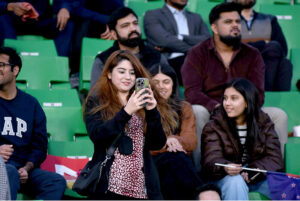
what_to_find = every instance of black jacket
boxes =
[84,96,166,199]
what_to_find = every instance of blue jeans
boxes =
[5,164,66,200]
[216,175,271,200]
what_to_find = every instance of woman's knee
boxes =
[219,175,248,192]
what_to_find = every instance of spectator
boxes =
[144,0,210,84]
[0,0,74,57]
[181,2,287,173]
[201,78,283,200]
[69,0,124,80]
[84,50,168,199]
[0,47,66,200]
[90,7,169,90]
[231,0,292,91]
[149,63,201,199]
[0,156,10,200]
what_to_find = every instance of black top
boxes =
[84,96,166,199]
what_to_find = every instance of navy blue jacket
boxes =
[0,89,47,168]
[70,0,124,24]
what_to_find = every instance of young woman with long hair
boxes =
[149,64,220,200]
[84,50,169,199]
[201,78,283,200]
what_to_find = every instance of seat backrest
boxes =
[48,140,93,158]
[290,48,300,91]
[26,89,87,141]
[259,4,300,53]
[18,56,70,90]
[264,91,300,131]
[79,38,114,93]
[4,39,58,56]
[128,0,164,18]
[195,1,220,27]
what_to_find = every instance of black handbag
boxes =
[72,134,121,196]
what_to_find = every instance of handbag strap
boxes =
[106,133,122,157]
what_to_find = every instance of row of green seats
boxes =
[24,89,87,142]
[4,38,71,90]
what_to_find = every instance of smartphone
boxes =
[135,78,149,106]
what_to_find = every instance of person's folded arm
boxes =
[144,10,192,53]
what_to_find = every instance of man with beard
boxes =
[230,0,292,91]
[144,0,210,85]
[181,2,287,173]
[90,7,168,89]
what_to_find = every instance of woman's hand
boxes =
[241,172,250,183]
[144,87,157,111]
[224,163,242,176]
[166,137,186,153]
[124,89,149,115]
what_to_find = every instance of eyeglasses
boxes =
[0,62,13,69]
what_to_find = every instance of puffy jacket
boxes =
[201,107,283,181]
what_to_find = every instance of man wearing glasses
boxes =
[0,47,66,200]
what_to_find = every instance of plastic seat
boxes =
[4,38,58,56]
[259,4,300,52]
[17,35,46,40]
[128,0,164,18]
[25,89,87,141]
[264,91,300,131]
[249,192,269,200]
[79,37,114,93]
[17,56,70,90]
[285,137,300,175]
[290,48,300,91]
[195,1,220,27]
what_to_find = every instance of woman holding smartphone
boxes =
[84,50,170,199]
[149,64,220,200]
[201,78,283,200]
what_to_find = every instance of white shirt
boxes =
[166,4,189,58]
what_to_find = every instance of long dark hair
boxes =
[149,63,181,135]
[221,78,260,155]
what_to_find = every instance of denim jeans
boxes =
[216,174,271,200]
[5,164,66,200]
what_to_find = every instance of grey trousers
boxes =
[0,156,10,200]
[191,105,288,173]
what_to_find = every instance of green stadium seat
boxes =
[17,35,46,40]
[249,192,269,200]
[285,137,300,175]
[290,48,300,91]
[17,56,70,90]
[195,1,220,27]
[4,38,58,56]
[79,37,114,94]
[128,0,164,18]
[264,91,300,131]
[259,4,300,52]
[25,89,87,141]
[48,140,94,198]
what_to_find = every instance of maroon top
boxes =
[181,38,265,112]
